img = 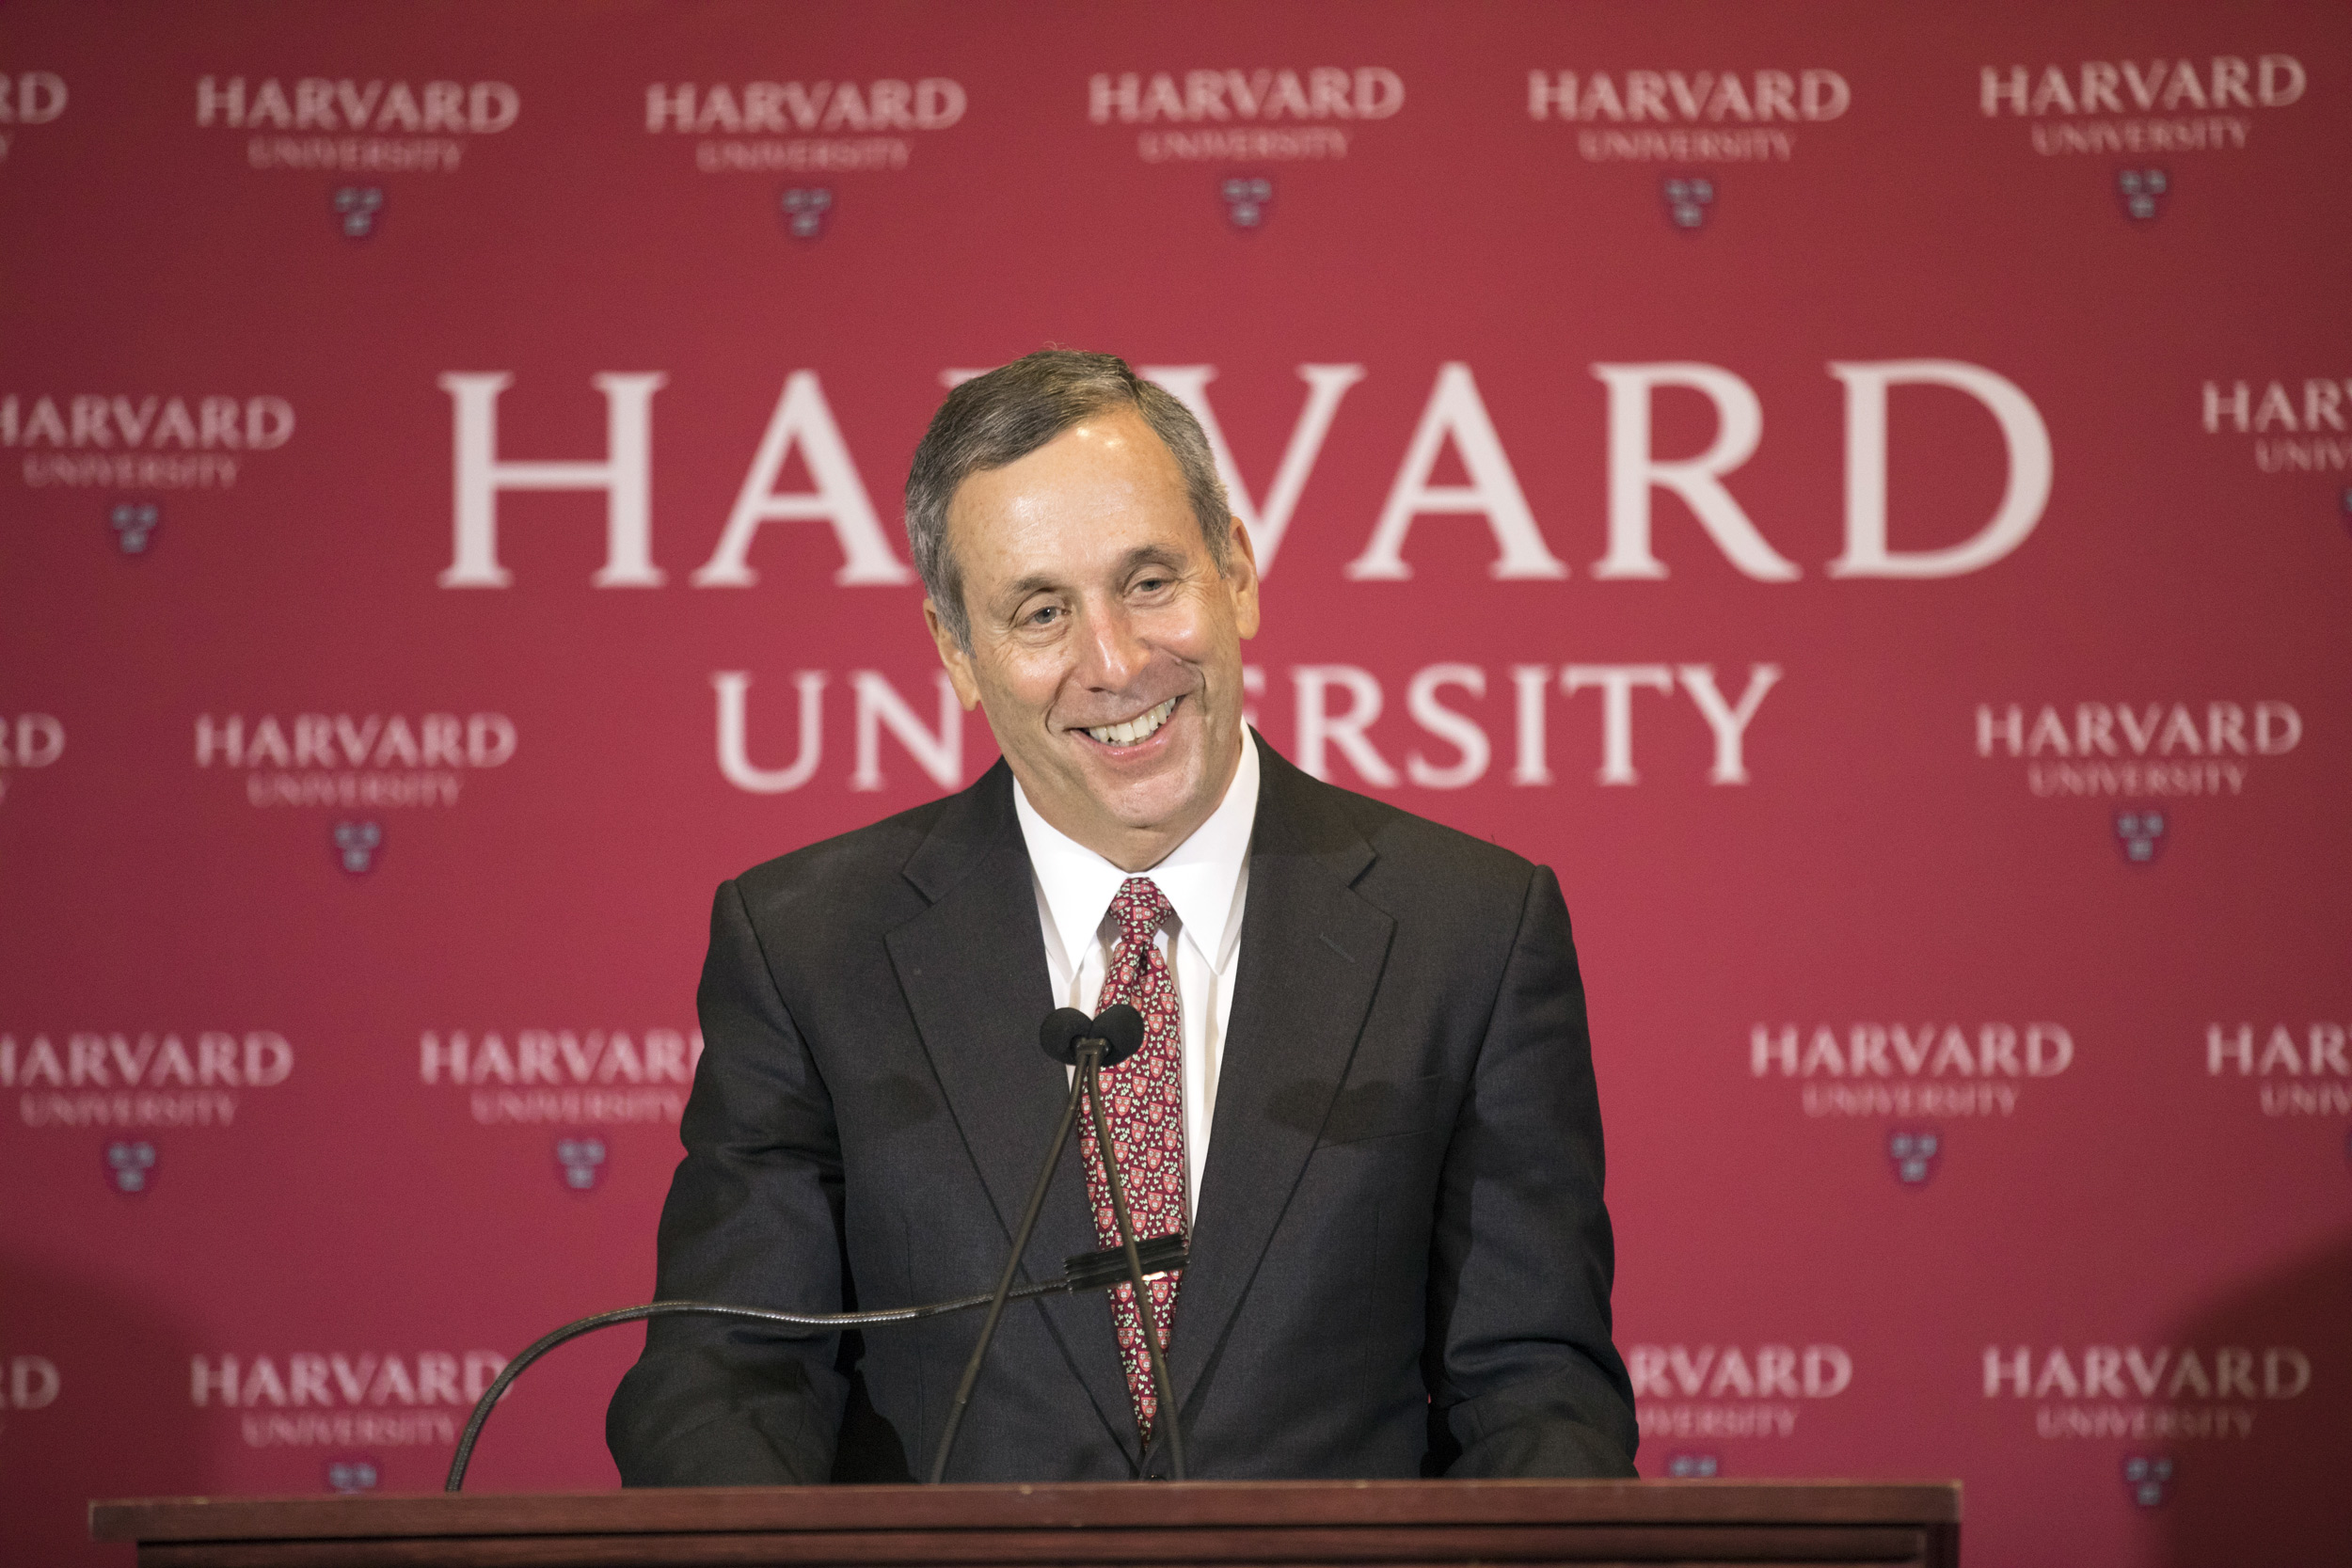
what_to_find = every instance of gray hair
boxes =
[904,349,1232,648]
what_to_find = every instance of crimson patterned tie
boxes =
[1078,875,1186,1446]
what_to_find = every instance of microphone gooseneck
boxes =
[930,1004,1163,1481]
[1081,1046,1188,1480]
[927,1023,1093,1483]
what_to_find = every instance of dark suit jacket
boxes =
[608,736,1636,1482]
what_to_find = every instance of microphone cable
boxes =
[445,1229,1184,1491]
[449,1004,1186,1492]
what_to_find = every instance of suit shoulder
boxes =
[1340,784,1540,887]
[1268,765,1574,981]
[728,792,953,915]
[1266,747,1542,896]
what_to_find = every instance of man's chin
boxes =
[1086,767,1199,830]
[1053,748,1203,833]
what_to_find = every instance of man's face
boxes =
[928,407,1260,871]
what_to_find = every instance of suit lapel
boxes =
[883,762,1139,1463]
[1169,740,1394,1414]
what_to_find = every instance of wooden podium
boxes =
[94,1479,1960,1565]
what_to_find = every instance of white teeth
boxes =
[1085,698,1177,747]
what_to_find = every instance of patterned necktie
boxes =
[1078,875,1185,1447]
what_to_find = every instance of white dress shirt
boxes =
[1011,732,1260,1218]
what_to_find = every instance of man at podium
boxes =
[608,351,1637,1483]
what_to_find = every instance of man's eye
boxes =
[1025,604,1062,626]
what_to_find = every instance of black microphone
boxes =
[925,1003,1153,1483]
[1040,1003,1145,1067]
[1037,1006,1093,1065]
[1094,1003,1146,1066]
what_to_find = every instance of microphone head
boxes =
[1039,1008,1094,1067]
[1093,1004,1146,1068]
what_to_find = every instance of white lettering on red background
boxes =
[711,661,1781,796]
[1529,70,1850,123]
[1629,1342,1851,1441]
[433,361,2049,591]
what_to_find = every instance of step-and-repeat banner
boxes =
[4,2,2347,1562]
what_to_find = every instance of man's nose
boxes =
[1075,601,1148,690]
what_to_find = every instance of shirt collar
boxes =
[1014,730,1261,971]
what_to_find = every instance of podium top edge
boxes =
[92,1478,1963,1542]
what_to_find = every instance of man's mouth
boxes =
[1079,697,1178,748]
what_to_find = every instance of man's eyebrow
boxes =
[997,573,1062,603]
[1119,544,1189,576]
[991,546,1190,615]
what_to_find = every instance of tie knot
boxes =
[1109,876,1172,942]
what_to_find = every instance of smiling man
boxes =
[609,350,1636,1484]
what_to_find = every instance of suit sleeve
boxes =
[606,879,850,1485]
[1425,864,1639,1477]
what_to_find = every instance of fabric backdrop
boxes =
[3,3,2347,1563]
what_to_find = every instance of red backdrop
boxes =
[5,3,2348,1563]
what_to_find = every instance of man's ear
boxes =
[924,598,983,711]
[1224,515,1262,641]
